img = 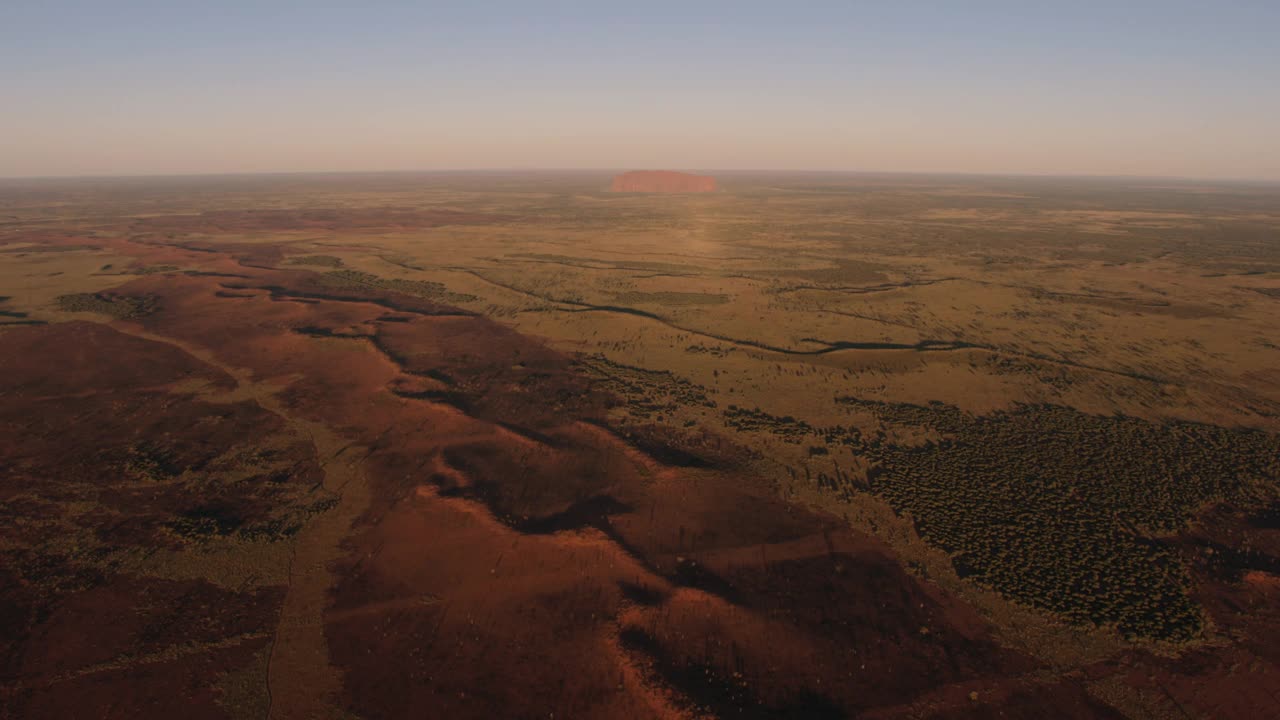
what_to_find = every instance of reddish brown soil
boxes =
[1129,503,1280,718]
[0,322,317,718]
[5,224,1279,718]
[611,171,718,193]
[16,638,268,720]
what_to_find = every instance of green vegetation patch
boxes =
[319,269,477,303]
[580,354,716,420]
[56,292,158,319]
[724,405,816,443]
[286,254,344,267]
[834,397,1280,641]
[716,394,1280,640]
[120,442,183,482]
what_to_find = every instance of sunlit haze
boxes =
[3,0,1278,179]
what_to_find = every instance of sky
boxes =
[2,1,1278,179]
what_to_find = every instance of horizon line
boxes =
[3,166,1279,186]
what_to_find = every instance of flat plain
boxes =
[2,171,1279,719]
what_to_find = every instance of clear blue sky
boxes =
[3,1,1277,178]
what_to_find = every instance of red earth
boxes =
[3,222,1279,719]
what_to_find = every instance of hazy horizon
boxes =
[5,1,1279,180]
[7,167,1280,186]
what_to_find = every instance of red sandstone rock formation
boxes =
[610,170,717,193]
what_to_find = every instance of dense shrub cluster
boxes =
[286,254,343,267]
[723,406,816,443]
[843,398,1279,640]
[320,269,477,303]
[580,355,716,420]
[730,396,1280,640]
[56,292,158,318]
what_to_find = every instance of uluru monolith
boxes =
[610,170,717,193]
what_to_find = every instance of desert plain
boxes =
[2,171,1279,719]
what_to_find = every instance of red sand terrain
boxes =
[611,171,718,193]
[0,321,315,718]
[3,224,1280,718]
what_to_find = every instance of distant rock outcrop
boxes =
[610,170,717,193]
